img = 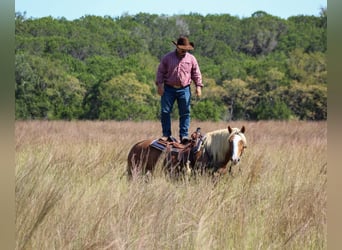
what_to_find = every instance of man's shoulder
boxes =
[187,53,197,59]
[163,51,176,58]
[185,53,198,63]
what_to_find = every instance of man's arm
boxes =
[191,57,203,97]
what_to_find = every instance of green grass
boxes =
[15,120,327,250]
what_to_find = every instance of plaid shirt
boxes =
[156,50,203,88]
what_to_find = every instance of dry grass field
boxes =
[15,120,327,250]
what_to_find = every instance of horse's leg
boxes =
[127,145,137,179]
[163,151,178,179]
[145,147,162,174]
[185,160,191,176]
[228,164,233,175]
[215,166,228,177]
[127,146,145,180]
[228,163,241,177]
[211,164,229,183]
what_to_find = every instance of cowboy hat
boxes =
[172,36,194,50]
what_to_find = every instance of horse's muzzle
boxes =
[232,158,240,165]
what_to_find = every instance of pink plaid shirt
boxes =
[156,50,203,88]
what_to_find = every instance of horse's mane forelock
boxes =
[230,128,247,147]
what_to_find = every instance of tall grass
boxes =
[15,120,327,249]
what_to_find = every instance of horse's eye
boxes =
[243,146,247,149]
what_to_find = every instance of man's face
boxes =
[176,47,187,57]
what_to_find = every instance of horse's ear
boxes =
[240,126,245,133]
[228,126,232,133]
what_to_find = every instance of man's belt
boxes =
[165,83,187,89]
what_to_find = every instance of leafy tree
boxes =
[97,73,158,120]
[280,15,326,53]
[15,53,85,119]
[192,99,225,121]
[277,84,327,120]
[239,11,287,56]
[286,49,327,85]
[84,55,123,83]
[222,79,258,120]
[254,96,294,120]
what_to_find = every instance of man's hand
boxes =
[157,84,164,96]
[195,86,202,97]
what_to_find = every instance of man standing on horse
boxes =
[155,36,203,144]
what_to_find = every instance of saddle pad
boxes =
[150,139,167,151]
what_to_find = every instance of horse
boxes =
[193,125,247,176]
[127,128,204,180]
[127,125,247,180]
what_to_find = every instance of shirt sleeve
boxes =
[156,57,166,86]
[191,57,203,87]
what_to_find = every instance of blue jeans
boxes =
[161,85,191,139]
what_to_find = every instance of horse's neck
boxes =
[204,130,230,165]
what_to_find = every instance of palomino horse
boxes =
[127,128,204,180]
[193,125,247,176]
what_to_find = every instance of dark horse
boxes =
[127,125,247,179]
[127,128,204,180]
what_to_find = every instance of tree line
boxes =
[15,9,327,121]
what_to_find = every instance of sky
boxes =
[15,0,327,20]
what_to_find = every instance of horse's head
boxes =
[228,125,247,165]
